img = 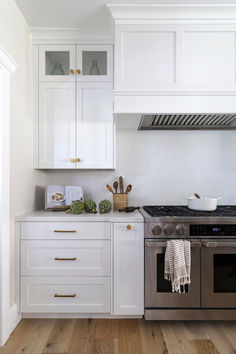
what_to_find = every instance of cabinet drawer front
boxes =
[21,277,110,313]
[21,240,110,276]
[21,222,110,240]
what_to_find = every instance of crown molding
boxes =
[107,4,236,22]
[31,27,114,44]
[0,45,17,74]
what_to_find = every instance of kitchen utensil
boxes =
[187,196,221,211]
[125,184,132,193]
[194,193,201,199]
[119,206,139,213]
[113,181,118,194]
[107,184,114,194]
[119,176,124,194]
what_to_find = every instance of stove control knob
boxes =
[152,225,162,236]
[176,224,187,236]
[164,224,174,236]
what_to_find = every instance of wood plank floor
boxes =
[1,319,236,354]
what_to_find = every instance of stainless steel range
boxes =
[141,205,236,320]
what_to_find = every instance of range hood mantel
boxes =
[108,4,236,130]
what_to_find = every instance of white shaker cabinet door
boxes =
[76,82,114,169]
[113,222,144,315]
[38,82,76,168]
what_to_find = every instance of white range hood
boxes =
[108,4,236,130]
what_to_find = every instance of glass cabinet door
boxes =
[39,45,76,81]
[76,45,113,81]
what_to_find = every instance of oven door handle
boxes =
[145,241,201,248]
[202,241,236,248]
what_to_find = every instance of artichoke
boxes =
[66,200,84,214]
[99,199,112,214]
[84,199,97,214]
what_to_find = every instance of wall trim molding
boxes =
[108,4,236,22]
[31,27,114,44]
[0,45,17,74]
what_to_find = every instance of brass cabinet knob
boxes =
[76,69,81,74]
[126,224,132,230]
[76,158,81,162]
[70,69,75,74]
[70,158,75,162]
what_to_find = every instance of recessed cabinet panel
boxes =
[38,82,75,168]
[113,223,144,315]
[183,31,236,86]
[76,82,114,169]
[77,45,113,81]
[39,45,76,81]
[117,29,176,90]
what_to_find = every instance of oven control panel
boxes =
[190,224,236,236]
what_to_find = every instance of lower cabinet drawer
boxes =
[21,277,110,313]
[21,240,110,276]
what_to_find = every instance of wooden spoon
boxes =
[107,184,114,194]
[194,193,201,199]
[113,181,118,194]
[125,184,132,194]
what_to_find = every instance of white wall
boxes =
[0,0,46,307]
[46,129,236,206]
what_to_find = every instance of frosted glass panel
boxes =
[82,51,107,76]
[45,51,70,76]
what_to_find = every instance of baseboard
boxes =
[22,313,143,319]
[8,304,21,335]
[0,304,22,346]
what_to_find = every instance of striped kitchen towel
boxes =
[164,239,191,293]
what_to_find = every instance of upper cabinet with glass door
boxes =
[77,45,113,81]
[39,45,76,81]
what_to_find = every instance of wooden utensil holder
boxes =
[113,193,128,211]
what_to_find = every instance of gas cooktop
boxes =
[143,205,236,217]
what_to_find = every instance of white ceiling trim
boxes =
[31,27,114,44]
[107,4,236,21]
[0,45,17,74]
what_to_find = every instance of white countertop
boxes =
[15,209,144,223]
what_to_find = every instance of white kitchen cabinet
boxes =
[21,277,110,313]
[76,82,114,169]
[77,45,113,82]
[113,222,144,315]
[21,240,111,277]
[39,44,76,82]
[38,82,114,169]
[39,82,75,168]
[39,44,113,82]
[114,23,236,92]
[36,43,114,169]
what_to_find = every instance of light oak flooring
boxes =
[1,319,236,354]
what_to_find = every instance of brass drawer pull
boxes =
[54,293,76,298]
[54,230,76,233]
[54,257,77,261]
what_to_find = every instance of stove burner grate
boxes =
[143,205,236,217]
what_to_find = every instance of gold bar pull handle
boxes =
[54,230,76,233]
[54,293,76,298]
[54,257,77,261]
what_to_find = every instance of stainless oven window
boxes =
[214,254,236,293]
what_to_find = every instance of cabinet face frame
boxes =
[77,45,113,82]
[39,44,76,82]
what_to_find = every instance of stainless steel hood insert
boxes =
[139,114,236,130]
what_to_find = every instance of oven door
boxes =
[145,240,201,308]
[201,240,236,308]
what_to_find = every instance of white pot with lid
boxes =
[186,194,221,211]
